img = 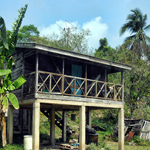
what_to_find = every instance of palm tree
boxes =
[120,8,150,59]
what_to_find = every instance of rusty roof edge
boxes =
[16,42,132,71]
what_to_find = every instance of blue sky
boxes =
[1,0,150,50]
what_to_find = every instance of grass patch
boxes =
[0,144,23,150]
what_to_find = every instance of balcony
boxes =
[24,71,123,101]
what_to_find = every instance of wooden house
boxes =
[7,43,131,150]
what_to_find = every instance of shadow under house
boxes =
[7,43,131,150]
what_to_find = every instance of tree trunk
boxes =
[1,112,7,147]
[130,108,134,119]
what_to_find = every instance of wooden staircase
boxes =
[41,109,73,136]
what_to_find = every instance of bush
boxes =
[0,144,23,150]
[87,142,111,150]
[125,136,150,146]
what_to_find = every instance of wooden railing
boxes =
[36,71,123,101]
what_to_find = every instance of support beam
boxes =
[121,71,124,102]
[85,64,87,96]
[62,111,67,143]
[105,68,107,98]
[32,101,40,150]
[79,105,86,150]
[86,109,92,128]
[35,51,39,96]
[118,107,124,150]
[28,109,32,135]
[62,59,65,94]
[7,106,13,144]
[50,108,55,146]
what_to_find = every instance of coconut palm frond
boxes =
[145,35,150,43]
[144,24,150,31]
[125,34,136,42]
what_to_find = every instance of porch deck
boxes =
[24,70,123,102]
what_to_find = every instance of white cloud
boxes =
[39,20,80,37]
[39,16,108,49]
[82,17,108,49]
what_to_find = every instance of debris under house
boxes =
[7,43,131,150]
[113,119,150,142]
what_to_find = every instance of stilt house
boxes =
[7,43,131,150]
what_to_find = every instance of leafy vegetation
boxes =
[17,24,40,42]
[125,136,150,146]
[0,144,23,150]
[0,5,27,147]
[1,6,150,149]
[120,8,150,60]
[87,142,111,150]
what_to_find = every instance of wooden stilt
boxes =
[79,105,85,150]
[86,109,92,128]
[50,108,55,146]
[118,107,124,150]
[62,111,67,143]
[32,101,40,150]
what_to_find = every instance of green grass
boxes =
[0,144,23,150]
[107,141,150,150]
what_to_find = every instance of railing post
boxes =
[105,68,107,99]
[74,78,76,95]
[35,51,39,97]
[85,64,87,97]
[121,71,124,102]
[114,84,116,100]
[95,81,97,97]
[62,59,65,95]
[49,74,51,93]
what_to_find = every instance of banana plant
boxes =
[0,4,27,147]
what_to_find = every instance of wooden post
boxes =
[95,81,97,97]
[35,51,39,97]
[28,109,32,135]
[85,64,87,97]
[114,84,116,100]
[121,71,124,102]
[50,108,55,146]
[79,105,85,150]
[7,105,13,144]
[105,68,107,98]
[118,106,124,150]
[62,111,67,143]
[62,59,65,95]
[32,101,40,150]
[20,109,23,140]
[74,78,76,95]
[49,74,52,92]
[86,109,92,128]
[21,49,24,101]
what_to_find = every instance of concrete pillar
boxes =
[62,111,67,143]
[118,107,124,150]
[86,109,92,128]
[50,108,55,146]
[32,101,40,150]
[7,105,13,144]
[79,105,86,150]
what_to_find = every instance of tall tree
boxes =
[0,5,27,147]
[17,24,40,42]
[116,40,150,119]
[120,8,150,59]
[95,37,117,61]
[32,28,92,55]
